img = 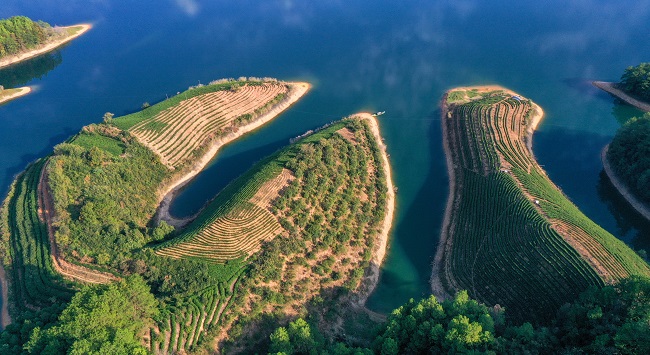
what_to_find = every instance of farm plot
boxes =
[129,82,288,168]
[1,159,73,311]
[439,87,650,323]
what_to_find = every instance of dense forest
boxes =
[608,113,650,203]
[0,16,56,59]
[265,276,650,354]
[619,63,650,102]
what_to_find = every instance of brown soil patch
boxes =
[250,168,294,210]
[336,127,357,144]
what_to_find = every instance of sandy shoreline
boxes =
[601,145,650,221]
[155,82,311,226]
[593,81,650,112]
[430,85,545,300]
[352,113,395,307]
[0,87,31,105]
[0,24,92,70]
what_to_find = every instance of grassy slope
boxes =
[441,88,649,323]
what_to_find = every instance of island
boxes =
[0,16,91,70]
[0,16,91,105]
[0,77,397,353]
[432,86,650,322]
[593,63,650,112]
[0,86,31,105]
[602,113,650,221]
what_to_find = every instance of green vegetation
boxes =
[1,276,158,354]
[266,277,650,354]
[608,113,650,203]
[0,159,73,311]
[153,117,388,352]
[112,78,271,131]
[48,126,167,266]
[620,63,650,102]
[440,88,649,323]
[0,16,53,59]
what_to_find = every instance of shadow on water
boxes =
[367,109,447,313]
[597,170,650,254]
[0,51,63,88]
[168,138,292,218]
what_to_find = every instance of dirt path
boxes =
[0,24,92,69]
[593,81,650,112]
[38,159,118,284]
[601,145,650,221]
[0,265,10,329]
[351,113,396,307]
[155,82,310,228]
[0,87,31,105]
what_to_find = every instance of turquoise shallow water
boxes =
[1,1,650,320]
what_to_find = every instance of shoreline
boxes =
[601,145,650,221]
[430,93,455,300]
[154,82,311,227]
[0,23,92,70]
[352,113,395,308]
[592,81,650,112]
[430,85,545,300]
[0,87,32,105]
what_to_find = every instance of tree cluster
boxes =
[264,277,650,354]
[620,63,650,101]
[1,276,158,355]
[608,113,650,202]
[0,16,52,59]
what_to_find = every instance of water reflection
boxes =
[597,170,650,254]
[0,51,63,89]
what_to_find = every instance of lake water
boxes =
[1,1,650,319]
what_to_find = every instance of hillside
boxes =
[151,115,393,353]
[432,86,650,323]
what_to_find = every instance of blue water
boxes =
[1,1,650,320]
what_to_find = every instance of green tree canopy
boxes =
[621,63,650,101]
[608,113,650,202]
[21,275,158,355]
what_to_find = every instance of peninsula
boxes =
[593,63,650,112]
[0,20,91,70]
[432,86,650,322]
[0,77,396,353]
[0,86,31,105]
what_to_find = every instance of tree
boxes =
[22,276,158,354]
[621,63,650,101]
[374,291,498,354]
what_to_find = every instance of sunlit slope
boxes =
[438,87,650,322]
[155,118,386,264]
[115,80,305,169]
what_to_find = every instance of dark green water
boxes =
[1,1,649,320]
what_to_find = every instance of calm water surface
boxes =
[1,1,650,318]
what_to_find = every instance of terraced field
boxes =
[129,82,291,168]
[435,87,650,322]
[157,203,284,262]
[0,159,73,311]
